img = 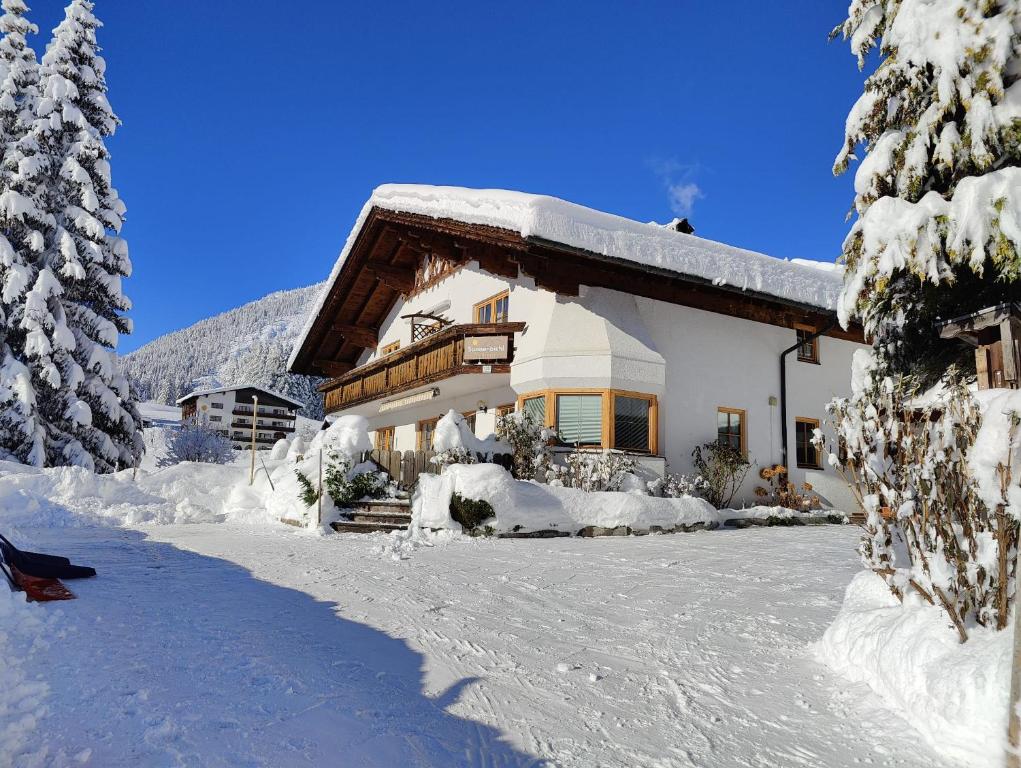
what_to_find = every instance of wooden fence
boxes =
[364,449,513,489]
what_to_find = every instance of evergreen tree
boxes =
[834,1,1020,382]
[0,0,45,464]
[23,0,140,470]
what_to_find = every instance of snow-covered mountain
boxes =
[120,283,327,419]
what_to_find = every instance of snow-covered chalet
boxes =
[288,185,867,506]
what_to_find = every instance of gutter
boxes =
[779,319,836,469]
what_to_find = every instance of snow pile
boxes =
[413,463,718,535]
[814,572,1010,767]
[0,578,54,763]
[432,410,509,457]
[292,184,842,368]
[262,415,376,528]
[0,460,245,527]
[724,505,846,521]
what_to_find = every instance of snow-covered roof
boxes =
[290,184,845,370]
[175,384,304,409]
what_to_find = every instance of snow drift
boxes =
[814,572,1010,768]
[413,463,719,534]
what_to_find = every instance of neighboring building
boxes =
[175,385,303,450]
[288,185,868,507]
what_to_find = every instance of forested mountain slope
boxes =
[121,284,327,419]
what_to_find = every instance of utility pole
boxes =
[249,394,258,485]
[317,447,323,527]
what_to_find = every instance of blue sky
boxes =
[27,1,865,352]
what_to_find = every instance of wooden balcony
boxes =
[320,322,525,413]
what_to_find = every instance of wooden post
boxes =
[317,447,323,527]
[1007,537,1021,767]
[249,395,258,485]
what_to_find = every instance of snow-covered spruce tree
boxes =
[0,0,46,464]
[834,1,1020,381]
[829,2,1021,637]
[21,0,141,471]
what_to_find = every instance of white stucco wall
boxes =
[345,263,864,509]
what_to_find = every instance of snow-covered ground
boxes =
[4,523,952,767]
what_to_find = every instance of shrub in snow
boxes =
[832,0,1021,383]
[158,417,234,467]
[691,440,751,509]
[496,410,555,480]
[648,471,708,499]
[548,450,637,492]
[823,362,1020,641]
[449,492,495,534]
[754,465,819,511]
[294,451,389,509]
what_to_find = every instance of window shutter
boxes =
[557,394,602,446]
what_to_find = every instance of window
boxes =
[796,325,819,364]
[556,393,603,447]
[614,395,651,452]
[522,395,546,425]
[517,390,659,453]
[462,411,476,434]
[795,417,821,468]
[209,415,222,423]
[380,341,400,356]
[495,403,515,418]
[473,291,509,324]
[375,426,394,451]
[210,402,223,409]
[417,417,438,450]
[718,407,746,454]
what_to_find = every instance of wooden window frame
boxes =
[374,425,395,451]
[795,323,820,364]
[473,290,510,324]
[795,417,822,469]
[416,417,439,450]
[717,406,747,456]
[515,389,659,454]
[380,340,401,356]
[462,411,476,434]
[495,403,515,418]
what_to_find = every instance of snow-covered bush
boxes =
[691,441,751,509]
[431,410,510,470]
[548,450,637,492]
[648,471,708,499]
[823,359,1020,640]
[496,410,555,480]
[754,464,819,511]
[294,451,389,509]
[158,417,234,467]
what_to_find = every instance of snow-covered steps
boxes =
[330,499,412,534]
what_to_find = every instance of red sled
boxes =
[4,564,76,601]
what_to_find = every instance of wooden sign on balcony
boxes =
[464,335,508,361]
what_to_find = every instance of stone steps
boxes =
[330,499,412,534]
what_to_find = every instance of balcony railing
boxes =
[232,406,295,419]
[320,321,525,413]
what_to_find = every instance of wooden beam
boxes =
[331,323,378,348]
[1001,317,1021,385]
[315,359,354,377]
[365,262,415,294]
